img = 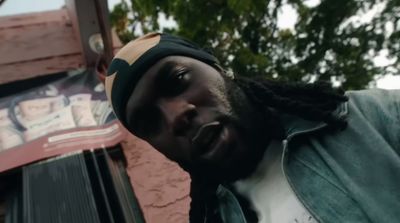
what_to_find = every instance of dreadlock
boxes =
[189,75,349,223]
[233,76,349,129]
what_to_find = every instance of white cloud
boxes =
[0,0,64,16]
[376,75,400,89]
[157,12,178,30]
[277,4,298,30]
[304,0,321,8]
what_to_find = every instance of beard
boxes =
[181,76,282,183]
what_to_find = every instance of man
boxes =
[105,32,400,223]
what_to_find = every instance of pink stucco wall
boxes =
[121,134,191,223]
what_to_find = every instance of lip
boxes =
[191,121,231,162]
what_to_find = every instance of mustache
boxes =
[182,116,245,178]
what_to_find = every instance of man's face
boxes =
[125,56,267,181]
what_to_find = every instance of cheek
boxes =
[187,80,232,114]
[206,84,233,118]
[211,88,232,113]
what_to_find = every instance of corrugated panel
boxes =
[113,160,145,223]
[98,149,145,223]
[13,148,145,223]
[84,152,116,223]
[5,190,22,223]
[85,149,145,223]
[22,154,100,223]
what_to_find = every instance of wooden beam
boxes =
[0,9,84,85]
[0,54,84,84]
[0,8,122,85]
[0,9,70,29]
[0,12,81,64]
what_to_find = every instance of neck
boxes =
[217,78,286,183]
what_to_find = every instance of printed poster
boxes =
[0,71,127,172]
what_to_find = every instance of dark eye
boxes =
[175,68,189,81]
[161,67,190,96]
[171,67,189,83]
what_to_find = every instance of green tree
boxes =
[110,0,399,90]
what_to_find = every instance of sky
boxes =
[0,0,399,89]
[0,0,121,16]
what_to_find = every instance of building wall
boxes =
[122,134,191,223]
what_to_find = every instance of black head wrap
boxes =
[105,32,219,127]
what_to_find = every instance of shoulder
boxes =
[345,89,400,145]
[346,88,400,103]
[346,89,400,120]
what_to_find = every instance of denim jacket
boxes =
[205,89,400,223]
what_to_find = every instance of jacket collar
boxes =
[281,101,349,140]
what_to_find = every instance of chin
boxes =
[191,139,263,183]
[187,110,268,182]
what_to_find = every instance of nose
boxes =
[157,98,197,136]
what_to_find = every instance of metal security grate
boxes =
[0,148,145,223]
[23,153,101,223]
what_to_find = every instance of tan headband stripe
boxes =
[114,33,161,66]
[105,33,161,105]
[105,72,117,101]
